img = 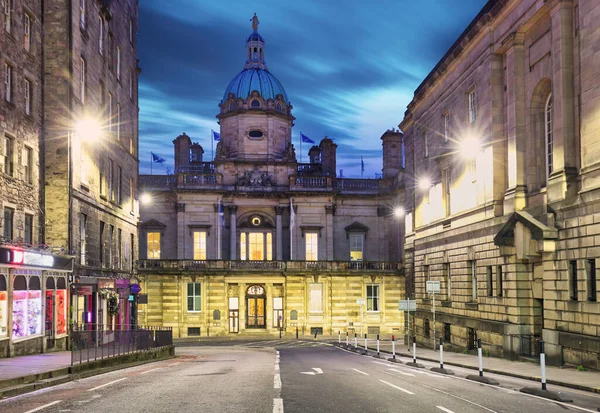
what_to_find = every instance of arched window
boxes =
[544,93,553,183]
[251,100,260,108]
[276,103,282,112]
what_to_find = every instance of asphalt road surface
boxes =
[1,340,599,413]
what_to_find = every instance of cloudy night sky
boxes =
[138,0,487,177]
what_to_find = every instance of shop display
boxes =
[45,291,54,334]
[12,290,42,339]
[0,291,7,338]
[56,290,67,335]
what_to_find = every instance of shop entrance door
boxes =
[229,297,239,333]
[246,285,266,329]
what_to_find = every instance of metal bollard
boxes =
[439,338,444,369]
[478,338,483,377]
[364,334,368,353]
[540,341,547,391]
[354,333,358,349]
[412,336,417,364]
[346,331,349,347]
[392,335,396,360]
[338,331,341,344]
[376,334,380,356]
[296,326,298,340]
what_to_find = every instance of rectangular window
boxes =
[187,283,201,312]
[469,260,477,301]
[248,232,263,260]
[193,231,207,260]
[3,134,14,176]
[80,143,87,184]
[240,232,246,260]
[80,214,86,265]
[108,159,113,200]
[99,221,105,267]
[24,13,31,51]
[586,259,596,302]
[99,158,105,196]
[443,113,450,142]
[130,177,135,212]
[116,46,121,80]
[309,283,323,313]
[443,168,451,217]
[4,63,12,102]
[569,260,578,301]
[444,322,451,342]
[405,211,413,234]
[98,17,103,54]
[117,228,122,270]
[3,207,13,240]
[24,213,33,244]
[147,231,160,259]
[266,232,272,261]
[3,0,11,33]
[424,131,429,158]
[445,263,451,300]
[116,166,122,204]
[80,57,86,104]
[350,234,363,261]
[23,146,32,184]
[496,266,503,297]
[130,233,135,271]
[305,232,318,261]
[24,79,31,115]
[487,266,493,297]
[424,318,430,338]
[273,297,283,328]
[109,225,114,268]
[116,103,120,141]
[468,88,477,124]
[108,93,113,131]
[366,284,380,312]
[129,69,133,99]
[79,0,85,29]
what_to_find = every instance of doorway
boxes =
[229,297,239,333]
[246,285,266,329]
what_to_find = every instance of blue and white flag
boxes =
[212,130,221,141]
[300,132,315,144]
[151,152,166,163]
[361,156,365,173]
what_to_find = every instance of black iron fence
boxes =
[70,324,173,365]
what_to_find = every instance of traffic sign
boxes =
[398,299,416,311]
[426,281,441,294]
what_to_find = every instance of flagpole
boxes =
[211,130,214,161]
[150,153,153,175]
[299,133,302,164]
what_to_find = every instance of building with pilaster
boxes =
[138,17,405,338]
[400,0,600,369]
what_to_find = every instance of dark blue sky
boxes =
[138,0,487,177]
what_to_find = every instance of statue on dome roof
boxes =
[250,13,259,31]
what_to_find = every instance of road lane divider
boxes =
[86,378,127,392]
[140,368,162,375]
[23,400,62,413]
[437,406,455,413]
[388,368,414,377]
[273,398,284,413]
[379,380,415,395]
[352,368,369,376]
[168,362,181,367]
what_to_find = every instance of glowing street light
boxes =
[75,117,103,142]
[418,177,432,191]
[458,137,481,160]
[140,193,153,205]
[394,206,405,218]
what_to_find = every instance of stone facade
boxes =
[138,20,405,338]
[399,0,600,369]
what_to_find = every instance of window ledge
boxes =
[465,302,479,310]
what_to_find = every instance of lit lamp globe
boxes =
[140,193,153,205]
[418,177,432,191]
[394,207,405,218]
[459,137,480,159]
[75,118,103,142]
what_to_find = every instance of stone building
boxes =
[0,0,139,358]
[43,0,140,333]
[399,0,600,369]
[138,17,404,338]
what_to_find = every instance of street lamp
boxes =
[458,137,481,160]
[74,117,103,142]
[140,193,153,205]
[418,176,431,191]
[394,206,405,218]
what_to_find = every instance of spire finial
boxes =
[250,13,259,32]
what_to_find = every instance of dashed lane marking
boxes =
[388,368,415,377]
[140,368,162,375]
[437,407,455,413]
[273,398,284,413]
[352,368,369,376]
[23,400,62,413]
[87,378,127,392]
[168,362,181,367]
[380,380,415,395]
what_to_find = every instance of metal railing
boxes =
[70,324,173,365]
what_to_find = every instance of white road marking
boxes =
[274,373,282,389]
[372,361,389,366]
[312,368,323,374]
[168,362,181,367]
[417,383,497,413]
[273,398,284,413]
[379,380,415,395]
[388,368,415,377]
[86,377,127,392]
[23,400,62,413]
[437,407,455,413]
[140,368,162,375]
[299,372,316,375]
[352,368,369,376]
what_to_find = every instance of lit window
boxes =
[80,214,86,265]
[273,297,283,328]
[79,0,85,29]
[23,146,32,184]
[3,0,11,33]
[240,232,272,261]
[24,213,33,244]
[305,232,318,261]
[309,283,323,313]
[24,79,31,115]
[468,89,477,124]
[366,283,379,312]
[24,13,31,51]
[147,232,160,259]
[350,234,363,261]
[3,207,14,240]
[545,93,553,183]
[80,57,86,104]
[4,63,12,102]
[187,283,201,312]
[193,231,207,260]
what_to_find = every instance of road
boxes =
[0,339,599,413]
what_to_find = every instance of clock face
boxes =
[251,217,261,226]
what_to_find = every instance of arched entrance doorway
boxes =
[246,285,266,328]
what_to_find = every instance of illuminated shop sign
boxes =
[0,248,73,270]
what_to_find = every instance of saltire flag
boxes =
[300,132,315,144]
[212,130,221,141]
[361,156,365,173]
[151,152,166,163]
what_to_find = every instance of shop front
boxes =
[0,247,73,357]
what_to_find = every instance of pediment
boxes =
[141,219,166,230]
[494,211,557,247]
[345,222,369,233]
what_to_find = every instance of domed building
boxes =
[137,16,406,339]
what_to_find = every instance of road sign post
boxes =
[398,298,417,349]
[426,281,441,349]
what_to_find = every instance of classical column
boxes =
[213,203,221,259]
[547,0,577,200]
[229,205,238,260]
[325,205,336,261]
[275,206,284,261]
[176,202,186,259]
[503,32,527,213]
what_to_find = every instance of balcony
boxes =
[137,260,401,274]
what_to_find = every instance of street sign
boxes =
[426,280,441,294]
[398,299,416,311]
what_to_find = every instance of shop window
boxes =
[309,283,323,313]
[45,275,67,337]
[193,231,207,260]
[350,234,363,261]
[187,282,201,312]
[12,274,42,339]
[0,273,7,338]
[366,284,379,312]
